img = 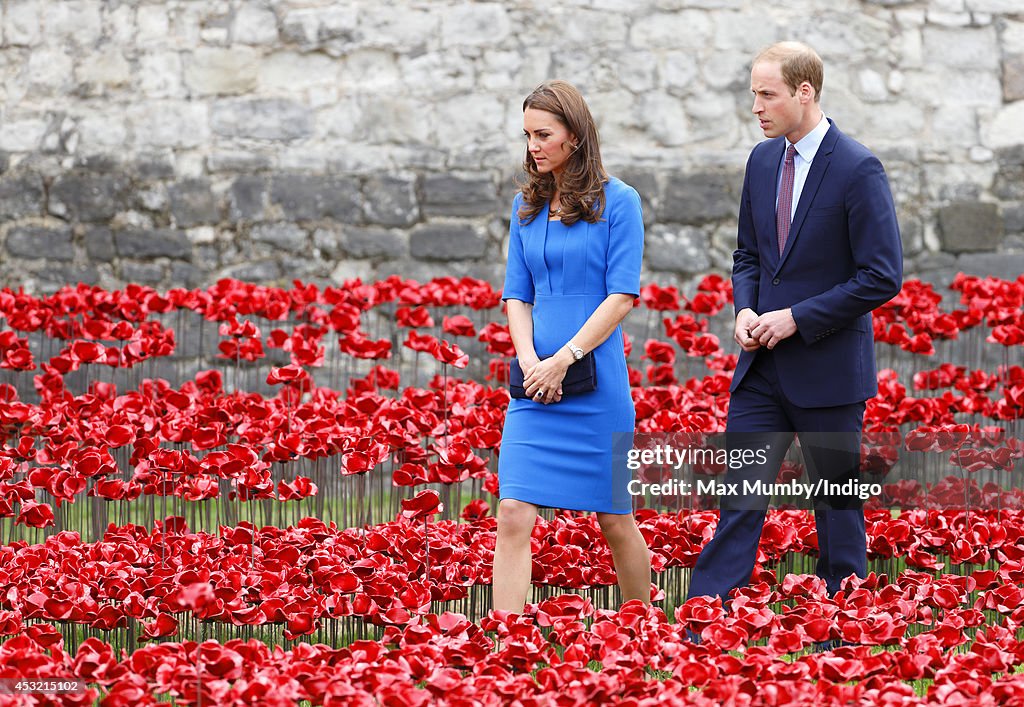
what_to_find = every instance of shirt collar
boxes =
[786,113,829,163]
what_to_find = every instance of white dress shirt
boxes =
[776,113,830,218]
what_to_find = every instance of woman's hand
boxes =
[522,350,571,404]
[517,353,541,376]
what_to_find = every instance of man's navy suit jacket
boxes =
[730,120,904,408]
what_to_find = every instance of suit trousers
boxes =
[687,348,867,601]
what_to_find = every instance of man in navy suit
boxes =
[687,42,903,603]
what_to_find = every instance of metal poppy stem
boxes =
[424,515,430,578]
[441,361,449,448]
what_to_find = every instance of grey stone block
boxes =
[6,225,74,261]
[170,262,208,288]
[996,146,1024,166]
[195,245,219,267]
[1004,54,1024,103]
[994,148,1024,200]
[909,251,956,273]
[34,265,101,289]
[269,174,361,222]
[937,201,1004,253]
[645,224,711,273]
[339,226,407,259]
[234,5,279,44]
[660,171,740,224]
[210,99,313,141]
[312,227,342,258]
[938,182,981,201]
[1003,203,1024,234]
[229,175,268,220]
[207,152,273,173]
[132,154,176,179]
[363,175,418,226]
[422,174,497,217]
[169,178,220,227]
[922,26,999,71]
[221,260,282,282]
[251,222,308,252]
[72,155,120,172]
[137,184,168,212]
[84,227,116,261]
[185,227,216,246]
[375,258,504,285]
[0,174,44,219]
[993,167,1024,201]
[409,224,487,260]
[281,256,329,279]
[184,47,260,96]
[898,217,924,257]
[497,173,521,208]
[120,261,165,285]
[1004,234,1024,251]
[0,151,10,174]
[955,252,1024,281]
[49,173,131,222]
[114,229,192,259]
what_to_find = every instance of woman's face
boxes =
[523,107,576,176]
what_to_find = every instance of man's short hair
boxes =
[755,42,824,102]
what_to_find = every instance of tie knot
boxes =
[786,144,797,162]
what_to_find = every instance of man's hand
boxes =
[734,308,761,352]
[749,308,797,350]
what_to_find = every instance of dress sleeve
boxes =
[604,184,644,298]
[501,195,535,304]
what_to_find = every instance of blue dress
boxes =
[498,177,644,514]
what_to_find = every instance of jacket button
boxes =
[772,278,780,285]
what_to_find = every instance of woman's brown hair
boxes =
[517,80,607,226]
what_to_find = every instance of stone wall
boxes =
[1,0,1023,294]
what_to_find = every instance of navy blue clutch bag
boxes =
[509,352,597,399]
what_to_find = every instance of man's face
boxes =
[750,60,806,141]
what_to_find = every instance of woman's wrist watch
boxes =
[565,341,585,361]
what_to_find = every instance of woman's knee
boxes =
[596,512,637,542]
[497,499,538,536]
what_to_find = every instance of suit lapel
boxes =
[774,123,840,275]
[760,139,786,269]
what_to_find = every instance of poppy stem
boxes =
[424,516,430,578]
[441,362,449,448]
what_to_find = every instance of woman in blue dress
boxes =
[493,80,651,613]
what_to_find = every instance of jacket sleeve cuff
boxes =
[791,303,840,345]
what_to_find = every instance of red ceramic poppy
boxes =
[442,315,477,337]
[401,489,444,521]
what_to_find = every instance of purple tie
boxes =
[777,144,797,255]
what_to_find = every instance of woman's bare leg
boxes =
[597,512,652,604]
[492,499,540,612]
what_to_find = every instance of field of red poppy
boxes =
[0,272,1022,705]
